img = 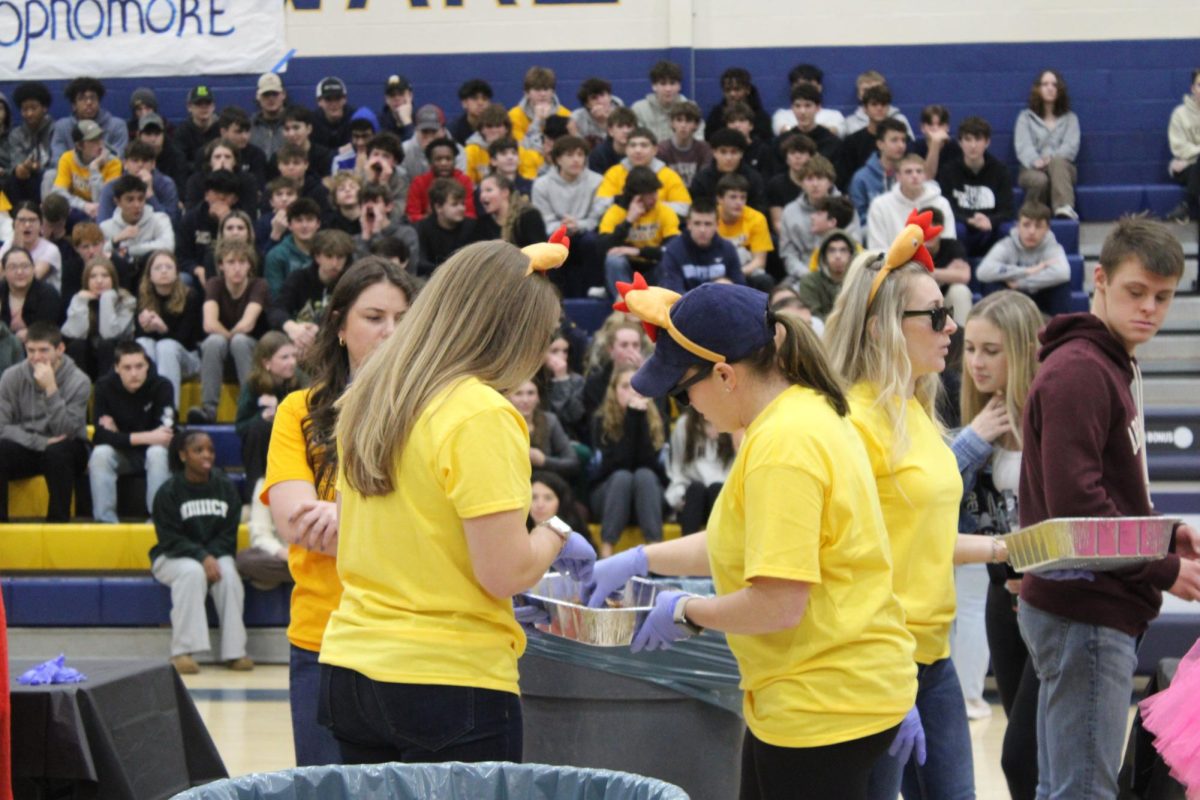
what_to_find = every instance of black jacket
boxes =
[689,162,768,213]
[590,408,665,485]
[937,153,1014,225]
[92,370,174,449]
[0,279,62,329]
[135,286,203,351]
[267,263,335,330]
[177,203,221,274]
[416,216,475,277]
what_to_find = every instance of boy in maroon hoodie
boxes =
[1018,216,1200,799]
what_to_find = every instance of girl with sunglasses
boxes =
[585,276,919,800]
[824,211,1009,800]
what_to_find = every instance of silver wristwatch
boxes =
[673,594,703,636]
[540,515,572,544]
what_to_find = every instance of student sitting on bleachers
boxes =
[766,133,817,232]
[41,195,83,301]
[590,365,666,558]
[61,257,135,380]
[0,323,21,373]
[777,155,859,278]
[236,332,303,503]
[0,321,90,523]
[472,173,547,248]
[88,340,173,523]
[938,116,1015,257]
[1,247,62,339]
[771,63,844,139]
[795,229,858,321]
[666,407,735,535]
[178,170,242,286]
[263,198,321,299]
[136,250,203,410]
[657,196,744,293]
[716,173,775,291]
[183,139,258,216]
[705,67,774,145]
[255,178,299,258]
[924,207,975,326]
[1015,70,1081,221]
[406,137,475,223]
[151,428,252,675]
[723,102,777,181]
[847,117,907,221]
[98,174,175,266]
[913,104,962,188]
[540,328,588,442]
[529,470,587,538]
[201,210,256,282]
[415,179,475,278]
[841,70,914,139]
[508,66,572,153]
[597,166,680,298]
[976,202,1070,314]
[508,378,580,482]
[354,183,420,266]
[656,101,711,190]
[583,314,651,424]
[597,127,692,218]
[1,201,62,293]
[571,77,622,150]
[1,81,53,206]
[631,60,698,144]
[688,128,766,214]
[96,141,180,228]
[49,120,121,222]
[1167,68,1200,223]
[321,173,363,238]
[188,239,269,424]
[270,229,354,358]
[589,106,638,177]
[866,154,956,249]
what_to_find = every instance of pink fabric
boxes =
[1140,637,1200,798]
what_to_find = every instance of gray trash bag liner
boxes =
[171,761,690,799]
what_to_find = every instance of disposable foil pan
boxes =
[518,574,711,647]
[1002,517,1178,574]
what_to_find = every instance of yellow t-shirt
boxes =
[320,377,531,695]
[508,103,571,146]
[718,206,775,255]
[464,143,543,184]
[598,203,681,249]
[707,385,917,748]
[596,162,692,209]
[848,382,962,664]
[261,390,342,653]
[53,150,122,201]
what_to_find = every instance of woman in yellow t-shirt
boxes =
[586,278,919,800]
[823,211,1008,800]
[262,257,419,766]
[319,240,595,765]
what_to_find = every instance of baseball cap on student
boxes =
[257,73,284,97]
[384,75,411,95]
[415,104,445,132]
[138,113,164,132]
[317,77,347,99]
[74,120,103,142]
[188,85,215,105]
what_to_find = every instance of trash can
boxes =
[171,761,688,799]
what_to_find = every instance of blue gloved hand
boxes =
[888,706,927,766]
[1038,569,1095,582]
[631,590,696,653]
[583,545,649,608]
[551,531,596,585]
[513,602,550,632]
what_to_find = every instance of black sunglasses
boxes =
[902,307,950,332]
[669,364,714,407]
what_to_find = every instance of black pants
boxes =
[1173,161,1200,211]
[317,664,523,765]
[680,480,724,535]
[0,438,89,521]
[64,336,118,382]
[239,415,274,498]
[740,724,899,800]
[985,581,1039,800]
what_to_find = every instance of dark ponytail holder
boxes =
[765,306,778,330]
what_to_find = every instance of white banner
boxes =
[0,0,287,80]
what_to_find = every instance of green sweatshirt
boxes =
[150,470,242,562]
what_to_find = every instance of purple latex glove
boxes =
[888,706,927,766]
[583,545,649,608]
[513,602,550,631]
[631,590,695,653]
[18,654,88,685]
[1038,570,1095,582]
[552,531,596,585]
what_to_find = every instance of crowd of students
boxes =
[0,60,1197,800]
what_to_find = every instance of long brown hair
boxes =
[744,308,848,416]
[1028,69,1070,116]
[681,408,735,466]
[301,257,420,496]
[337,241,561,496]
[137,250,189,317]
[600,365,665,449]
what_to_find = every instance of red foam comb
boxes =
[905,209,942,273]
[612,273,659,341]
[549,224,571,251]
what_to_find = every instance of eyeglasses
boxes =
[15,217,39,225]
[902,307,950,332]
[669,364,714,407]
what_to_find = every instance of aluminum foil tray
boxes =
[1002,517,1177,574]
[519,574,712,647]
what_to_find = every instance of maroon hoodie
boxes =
[1019,312,1180,636]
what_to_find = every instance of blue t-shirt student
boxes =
[657,223,745,293]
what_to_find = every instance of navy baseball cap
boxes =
[629,282,773,399]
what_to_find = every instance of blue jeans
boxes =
[317,664,522,765]
[604,252,635,300]
[137,336,200,410]
[1017,602,1137,800]
[867,657,976,800]
[290,645,342,767]
[88,444,170,522]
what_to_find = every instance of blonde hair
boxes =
[137,250,188,317]
[959,290,1043,450]
[337,241,561,496]
[600,365,665,450]
[585,312,650,371]
[824,250,942,464]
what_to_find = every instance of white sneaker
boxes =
[965,697,993,720]
[1053,205,1079,221]
[586,286,609,300]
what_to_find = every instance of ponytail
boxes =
[744,309,848,416]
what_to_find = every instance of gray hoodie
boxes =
[61,288,136,341]
[50,108,128,164]
[0,353,91,449]
[777,189,861,277]
[1013,109,1080,168]
[531,168,604,233]
[0,107,53,177]
[841,105,914,138]
[513,92,570,151]
[976,226,1070,294]
[631,92,705,143]
[570,96,626,143]
[100,206,176,258]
